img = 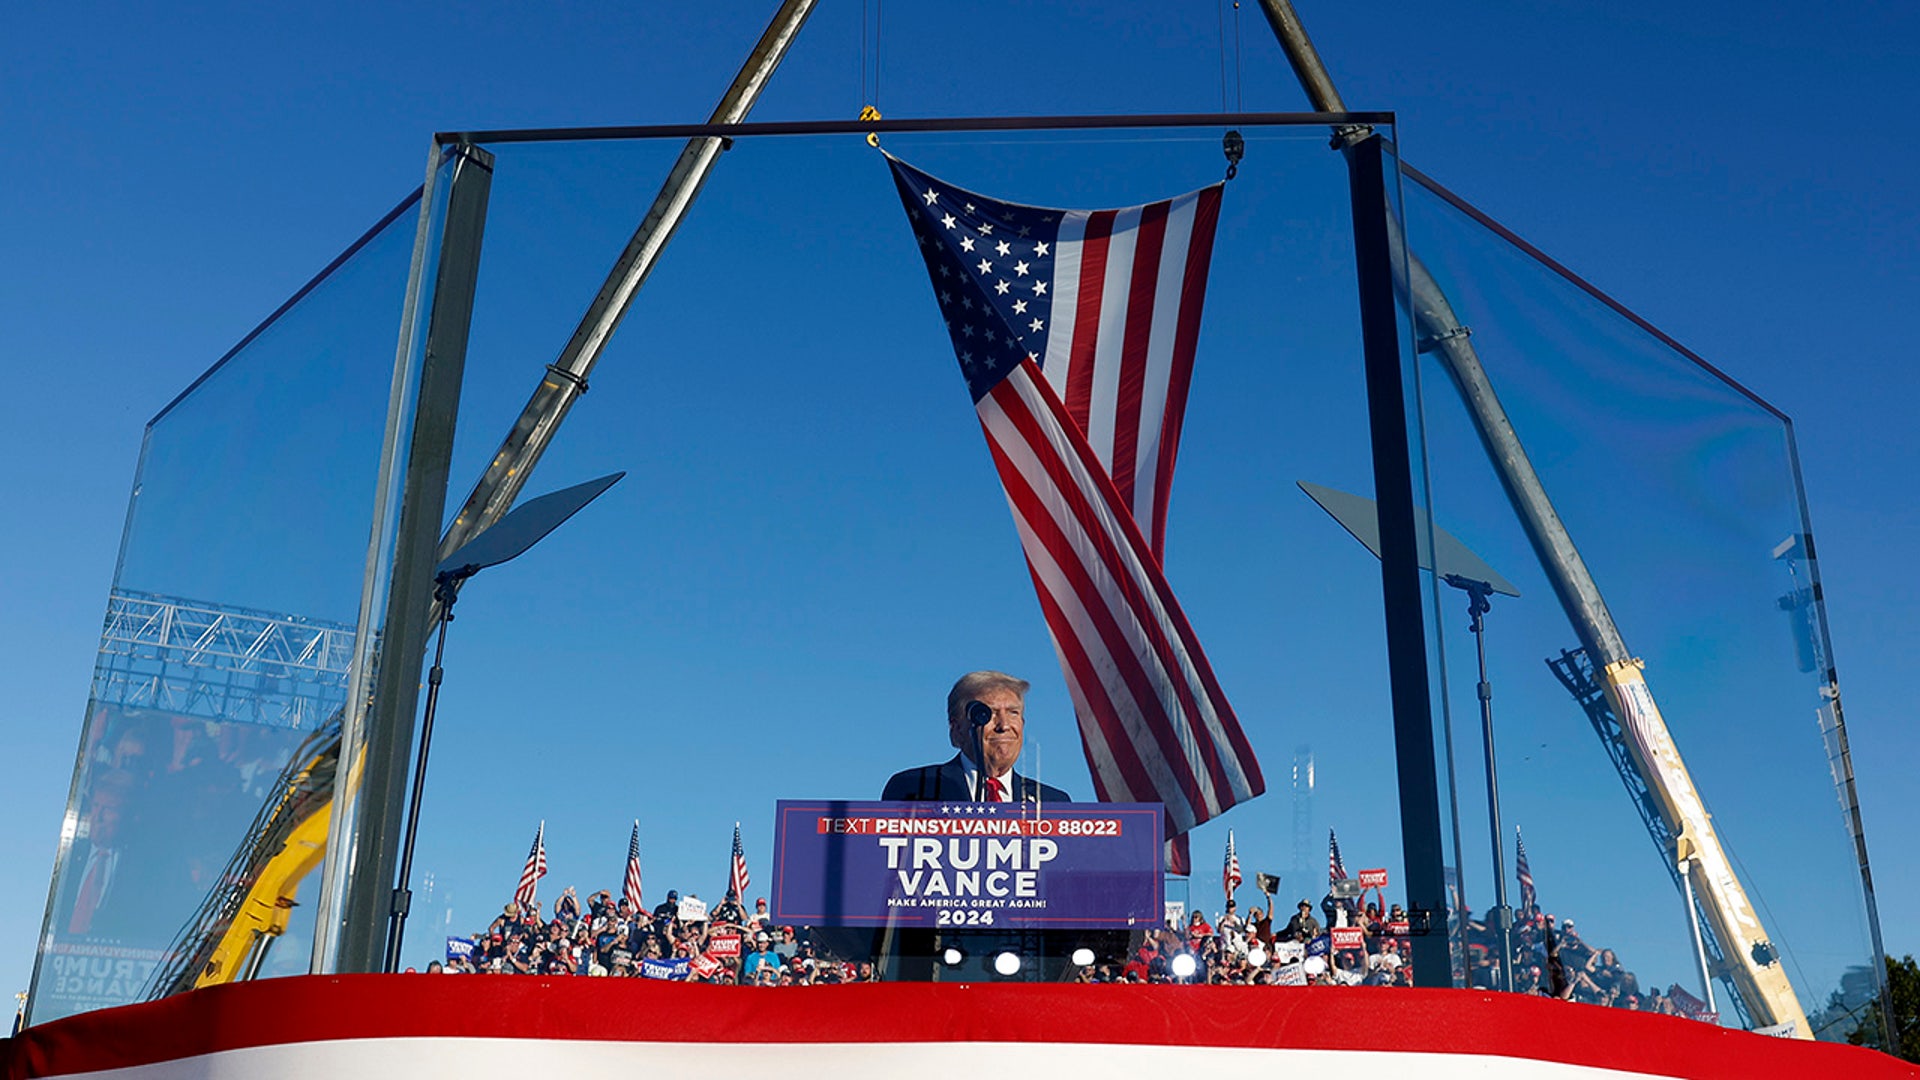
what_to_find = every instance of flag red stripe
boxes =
[1002,371,1242,814]
[1007,366,1223,797]
[1109,199,1169,510]
[1065,211,1117,432]
[1034,208,1257,809]
[983,374,1216,814]
[984,367,1244,818]
[984,423,1205,815]
[1150,185,1221,555]
[1020,557,1162,805]
[1168,833,1192,876]
[983,409,1205,814]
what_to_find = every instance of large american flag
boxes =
[728,822,750,901]
[513,821,546,912]
[1515,826,1536,912]
[623,820,644,912]
[1222,829,1242,900]
[1328,829,1347,885]
[884,154,1263,864]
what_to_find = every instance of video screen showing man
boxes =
[882,670,1069,803]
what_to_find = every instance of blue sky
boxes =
[3,0,1914,1020]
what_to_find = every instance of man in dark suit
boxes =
[875,671,1079,982]
[882,671,1069,804]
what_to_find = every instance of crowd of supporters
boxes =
[1072,892,1687,1016]
[436,888,877,984]
[428,877,1699,1017]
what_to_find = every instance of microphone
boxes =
[966,700,993,728]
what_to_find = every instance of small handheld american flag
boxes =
[728,822,750,901]
[1328,828,1347,885]
[1222,829,1242,900]
[623,821,644,912]
[513,821,547,912]
[1515,826,1536,912]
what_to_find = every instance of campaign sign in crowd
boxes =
[770,800,1163,929]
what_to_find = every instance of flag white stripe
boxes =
[1033,600,1132,803]
[1043,211,1089,385]
[996,474,1197,822]
[1010,367,1261,805]
[1084,205,1141,466]
[982,372,1238,818]
[1132,191,1200,529]
[984,382,1210,813]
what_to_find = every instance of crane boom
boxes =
[1254,0,1808,1033]
[436,0,819,562]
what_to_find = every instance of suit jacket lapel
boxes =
[939,754,972,801]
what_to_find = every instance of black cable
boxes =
[1216,0,1229,112]
[1234,1,1245,112]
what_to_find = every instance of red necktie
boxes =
[69,849,110,934]
[983,776,1005,802]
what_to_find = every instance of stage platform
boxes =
[4,974,1913,1079]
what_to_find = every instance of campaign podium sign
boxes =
[770,800,1162,929]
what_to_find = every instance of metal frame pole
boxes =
[307,0,818,981]
[1346,133,1450,989]
[332,142,493,973]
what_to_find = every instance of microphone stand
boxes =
[385,568,471,972]
[1444,573,1514,993]
[968,701,994,805]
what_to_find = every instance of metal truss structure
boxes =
[91,589,359,731]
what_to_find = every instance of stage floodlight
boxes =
[993,951,1022,976]
[942,947,965,967]
[1070,947,1095,967]
[1170,953,1197,980]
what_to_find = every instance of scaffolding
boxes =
[91,590,358,731]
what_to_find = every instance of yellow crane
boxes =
[149,722,345,992]
[1254,0,1809,1035]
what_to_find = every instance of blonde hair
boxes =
[945,670,1030,721]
